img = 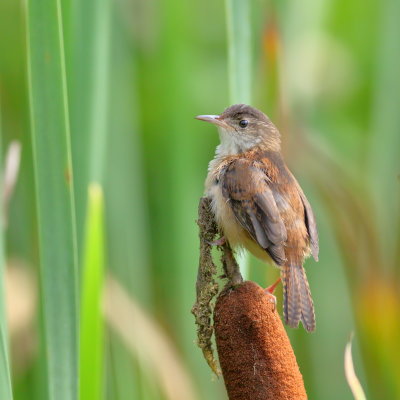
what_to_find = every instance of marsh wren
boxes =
[196,104,319,332]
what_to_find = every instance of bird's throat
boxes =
[216,127,260,156]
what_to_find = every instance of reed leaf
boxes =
[225,0,252,104]
[0,110,13,400]
[224,0,252,278]
[69,0,112,249]
[80,184,105,400]
[26,0,79,398]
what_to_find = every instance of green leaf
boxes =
[69,0,112,250]
[26,0,79,398]
[225,0,252,277]
[80,184,105,400]
[225,0,252,104]
[0,110,13,400]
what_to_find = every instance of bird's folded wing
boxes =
[221,159,287,265]
[291,177,319,261]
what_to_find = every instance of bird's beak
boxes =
[195,114,229,129]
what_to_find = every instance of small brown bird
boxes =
[196,104,319,332]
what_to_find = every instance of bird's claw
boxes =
[264,277,281,311]
[265,292,277,311]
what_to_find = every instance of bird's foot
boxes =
[264,278,281,311]
[206,236,226,246]
[266,293,277,310]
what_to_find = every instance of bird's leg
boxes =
[206,236,226,246]
[265,277,281,294]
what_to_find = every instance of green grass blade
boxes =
[86,0,111,184]
[0,110,13,400]
[225,0,252,104]
[80,184,105,400]
[26,0,79,398]
[225,0,252,277]
[69,0,111,250]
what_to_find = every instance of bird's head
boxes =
[196,104,281,155]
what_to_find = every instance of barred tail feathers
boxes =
[281,264,316,332]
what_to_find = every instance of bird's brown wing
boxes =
[291,178,319,261]
[221,159,287,265]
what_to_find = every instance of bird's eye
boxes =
[239,119,248,128]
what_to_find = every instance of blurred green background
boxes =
[0,0,399,399]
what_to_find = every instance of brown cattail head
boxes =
[214,281,307,400]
